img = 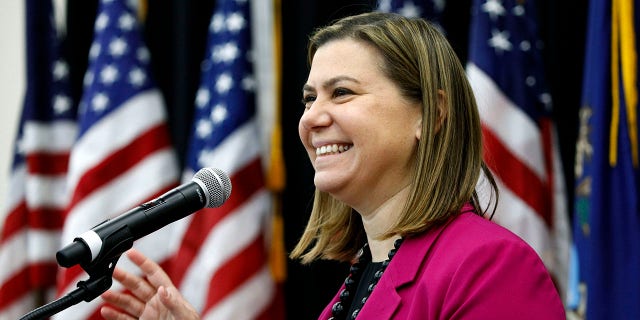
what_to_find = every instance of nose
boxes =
[299,101,332,131]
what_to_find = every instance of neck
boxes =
[367,235,402,262]
[360,184,410,262]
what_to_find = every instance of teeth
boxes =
[316,144,351,156]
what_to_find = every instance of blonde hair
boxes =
[291,12,498,264]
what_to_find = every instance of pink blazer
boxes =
[318,211,565,319]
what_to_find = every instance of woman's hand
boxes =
[100,249,199,320]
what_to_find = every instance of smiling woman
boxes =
[290,12,566,320]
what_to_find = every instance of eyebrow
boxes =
[302,75,360,92]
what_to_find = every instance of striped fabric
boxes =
[169,0,281,318]
[52,0,180,318]
[0,0,76,318]
[466,0,571,300]
[2,0,283,318]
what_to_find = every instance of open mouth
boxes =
[315,143,352,156]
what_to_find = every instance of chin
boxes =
[313,174,344,195]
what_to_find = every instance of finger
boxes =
[157,286,200,319]
[127,249,175,289]
[112,266,157,302]
[100,296,139,320]
[101,290,146,319]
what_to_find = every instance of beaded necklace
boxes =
[329,238,404,320]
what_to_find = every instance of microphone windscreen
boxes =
[193,168,232,207]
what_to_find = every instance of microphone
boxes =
[56,167,232,268]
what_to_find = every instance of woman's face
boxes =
[299,39,422,213]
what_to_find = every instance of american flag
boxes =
[0,0,76,318]
[377,0,446,29]
[466,0,571,299]
[53,0,180,318]
[167,0,281,318]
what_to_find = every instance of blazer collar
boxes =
[358,203,473,318]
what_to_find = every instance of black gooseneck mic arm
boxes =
[19,193,146,320]
[18,246,125,320]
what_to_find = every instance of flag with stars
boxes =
[0,0,76,318]
[466,0,571,301]
[166,0,282,318]
[377,0,446,29]
[53,0,180,318]
[571,0,640,318]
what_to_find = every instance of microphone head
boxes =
[193,168,232,207]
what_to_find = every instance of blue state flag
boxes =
[573,0,640,318]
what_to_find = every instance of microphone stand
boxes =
[19,246,128,319]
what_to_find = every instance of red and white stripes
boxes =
[468,62,571,297]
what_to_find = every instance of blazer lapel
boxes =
[356,217,456,318]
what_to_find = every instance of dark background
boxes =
[64,1,587,318]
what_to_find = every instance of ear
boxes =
[435,89,448,132]
[415,116,422,140]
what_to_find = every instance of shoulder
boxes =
[399,213,565,319]
[433,212,533,254]
[414,212,552,283]
[398,212,537,274]
[445,211,525,241]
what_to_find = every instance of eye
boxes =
[332,87,352,98]
[301,94,316,109]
